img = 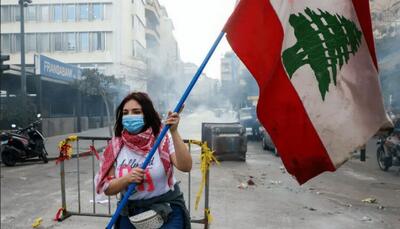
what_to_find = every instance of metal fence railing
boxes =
[56,136,212,229]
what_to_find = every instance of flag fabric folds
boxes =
[224,0,389,184]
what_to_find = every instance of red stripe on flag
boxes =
[224,0,336,184]
[352,0,378,69]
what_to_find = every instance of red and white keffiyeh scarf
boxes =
[95,128,173,194]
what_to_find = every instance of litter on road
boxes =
[362,197,377,204]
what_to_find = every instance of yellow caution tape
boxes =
[32,217,43,228]
[67,135,78,141]
[189,140,219,210]
[57,135,78,163]
[205,208,213,223]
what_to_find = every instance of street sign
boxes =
[36,55,81,83]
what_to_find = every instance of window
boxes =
[91,32,105,51]
[66,33,76,51]
[14,6,21,21]
[79,4,89,20]
[66,5,75,22]
[53,33,63,51]
[80,33,89,51]
[26,34,36,52]
[14,34,21,53]
[106,32,112,51]
[40,6,49,22]
[104,4,112,20]
[37,33,50,52]
[91,4,103,20]
[1,34,11,53]
[132,40,145,59]
[26,5,36,21]
[53,5,62,22]
[133,15,145,35]
[1,6,11,22]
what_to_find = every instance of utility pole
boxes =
[18,0,32,97]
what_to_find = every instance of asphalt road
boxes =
[210,140,400,228]
[1,130,399,229]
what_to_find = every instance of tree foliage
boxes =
[78,69,117,98]
[77,68,118,136]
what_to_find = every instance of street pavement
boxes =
[1,125,400,229]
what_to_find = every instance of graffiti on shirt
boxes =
[117,157,155,192]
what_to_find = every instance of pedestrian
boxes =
[95,92,192,229]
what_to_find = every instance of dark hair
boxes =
[114,92,161,137]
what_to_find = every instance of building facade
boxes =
[220,51,258,109]
[0,0,185,135]
[1,0,180,92]
[144,0,184,113]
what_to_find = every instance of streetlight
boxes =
[18,0,32,97]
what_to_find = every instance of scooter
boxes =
[376,131,400,171]
[0,114,48,166]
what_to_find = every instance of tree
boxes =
[77,69,117,137]
[282,8,362,100]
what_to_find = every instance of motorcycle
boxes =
[0,114,48,166]
[376,129,400,171]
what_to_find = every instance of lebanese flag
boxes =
[224,0,390,184]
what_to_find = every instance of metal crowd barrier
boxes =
[57,136,211,229]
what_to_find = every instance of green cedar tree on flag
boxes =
[224,0,390,184]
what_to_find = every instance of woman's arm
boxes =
[166,111,192,172]
[104,166,145,196]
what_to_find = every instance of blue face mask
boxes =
[122,115,145,134]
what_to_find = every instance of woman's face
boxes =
[122,99,143,116]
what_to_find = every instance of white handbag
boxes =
[129,210,164,229]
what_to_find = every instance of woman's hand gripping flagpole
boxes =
[106,31,225,229]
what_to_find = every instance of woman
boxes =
[95,92,192,229]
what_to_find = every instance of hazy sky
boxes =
[159,0,237,79]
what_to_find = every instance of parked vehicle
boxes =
[238,107,260,140]
[259,126,279,156]
[0,114,48,166]
[376,119,400,171]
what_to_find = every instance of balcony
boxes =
[145,33,159,49]
[145,27,160,41]
[145,4,160,26]
[145,0,161,19]
[145,4,160,40]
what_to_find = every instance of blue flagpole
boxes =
[106,31,225,229]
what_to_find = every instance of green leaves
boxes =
[78,68,117,97]
[282,8,362,101]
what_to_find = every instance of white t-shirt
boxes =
[114,135,176,200]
